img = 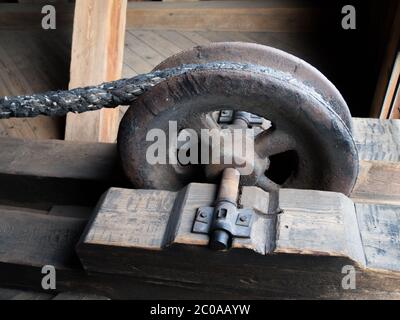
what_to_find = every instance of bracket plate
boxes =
[192,206,253,238]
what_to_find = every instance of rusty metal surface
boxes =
[154,42,353,132]
[118,64,359,196]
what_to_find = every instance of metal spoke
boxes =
[254,128,296,158]
[255,175,280,192]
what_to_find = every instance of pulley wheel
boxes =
[118,62,358,196]
[154,42,353,132]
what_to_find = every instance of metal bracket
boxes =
[218,110,263,126]
[192,205,254,239]
[191,168,255,250]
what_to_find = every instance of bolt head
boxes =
[199,211,207,218]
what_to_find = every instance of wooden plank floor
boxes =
[122,29,315,78]
[0,30,71,140]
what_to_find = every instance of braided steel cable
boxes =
[0,62,264,119]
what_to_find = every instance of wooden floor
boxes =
[0,30,71,140]
[0,28,315,140]
[122,30,315,78]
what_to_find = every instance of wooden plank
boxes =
[49,205,93,219]
[125,31,167,68]
[65,0,127,143]
[0,1,319,32]
[0,208,86,269]
[74,185,400,299]
[130,30,182,57]
[0,30,69,140]
[276,189,366,267]
[370,1,400,117]
[380,52,400,119]
[126,1,319,32]
[352,118,400,162]
[0,187,398,298]
[155,30,198,51]
[76,186,377,272]
[351,118,400,205]
[82,188,178,249]
[355,203,400,272]
[0,137,122,208]
[178,31,210,46]
[352,161,400,206]
[389,82,400,119]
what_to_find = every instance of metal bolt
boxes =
[199,211,207,218]
[239,215,248,222]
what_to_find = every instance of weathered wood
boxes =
[82,188,178,249]
[65,0,127,142]
[0,187,399,299]
[276,189,366,267]
[370,1,400,117]
[389,81,400,119]
[0,28,71,140]
[49,205,93,219]
[126,1,320,32]
[352,118,400,162]
[0,1,319,32]
[352,161,400,206]
[0,208,86,269]
[355,203,400,272]
[381,52,400,119]
[76,186,379,273]
[0,137,123,208]
[75,185,400,299]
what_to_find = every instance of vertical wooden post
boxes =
[370,2,400,118]
[65,0,127,142]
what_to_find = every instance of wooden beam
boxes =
[389,81,400,119]
[0,137,123,209]
[73,185,399,298]
[370,1,400,117]
[125,1,319,32]
[0,118,399,208]
[0,186,399,299]
[380,52,400,119]
[65,0,127,142]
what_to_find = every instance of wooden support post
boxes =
[370,1,400,118]
[65,0,127,142]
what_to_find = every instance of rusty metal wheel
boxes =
[118,61,358,196]
[154,42,353,132]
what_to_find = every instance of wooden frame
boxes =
[0,118,399,299]
[64,0,127,143]
[370,1,400,119]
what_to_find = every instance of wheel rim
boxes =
[118,65,358,196]
[154,42,353,132]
